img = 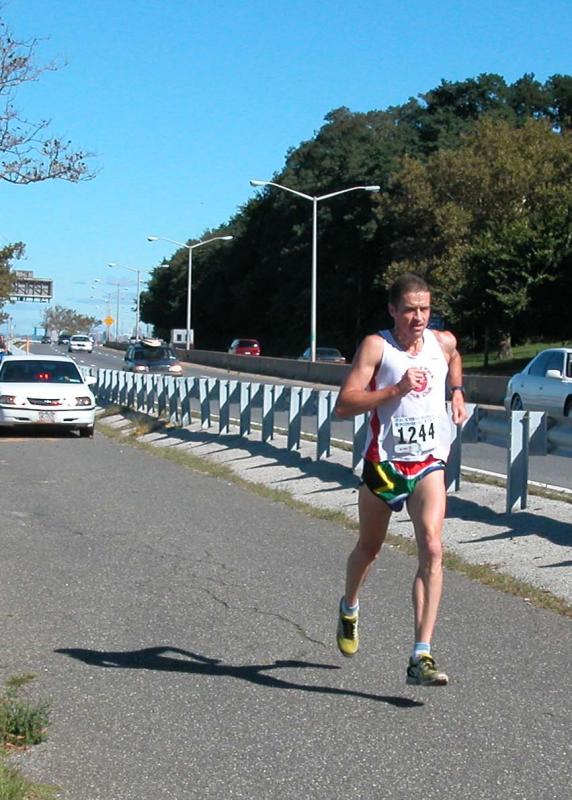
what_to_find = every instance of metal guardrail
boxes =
[88,368,572,514]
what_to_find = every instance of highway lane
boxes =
[28,342,572,490]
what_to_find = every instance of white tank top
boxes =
[363,329,451,462]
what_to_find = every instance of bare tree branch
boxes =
[0,17,95,184]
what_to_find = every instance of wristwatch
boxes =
[450,385,465,397]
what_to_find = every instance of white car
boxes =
[0,355,96,437]
[504,348,572,417]
[68,334,93,353]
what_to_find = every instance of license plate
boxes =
[38,411,56,423]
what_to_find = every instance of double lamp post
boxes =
[249,180,380,362]
[147,234,233,350]
[145,182,379,359]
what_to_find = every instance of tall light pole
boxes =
[107,281,129,342]
[249,180,380,362]
[108,263,142,339]
[147,234,233,350]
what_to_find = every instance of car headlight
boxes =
[75,396,93,407]
[169,364,182,373]
[134,365,149,373]
[0,394,25,405]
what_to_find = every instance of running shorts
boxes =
[362,455,446,512]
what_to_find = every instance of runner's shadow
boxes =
[55,646,423,708]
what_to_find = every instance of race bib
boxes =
[391,415,436,456]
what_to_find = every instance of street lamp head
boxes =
[365,186,381,192]
[108,262,117,268]
[147,236,158,242]
[249,179,267,187]
[220,236,234,241]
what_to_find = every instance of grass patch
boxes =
[0,675,55,800]
[0,674,50,749]
[463,339,572,374]
[99,410,572,620]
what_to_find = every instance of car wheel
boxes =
[510,394,524,411]
[564,398,572,417]
[79,426,94,439]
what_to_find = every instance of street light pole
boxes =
[147,234,233,351]
[108,263,142,339]
[249,179,380,362]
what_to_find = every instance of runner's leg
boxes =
[406,469,447,645]
[344,483,392,607]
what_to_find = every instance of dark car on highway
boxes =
[123,338,183,375]
[58,333,71,345]
[298,347,346,363]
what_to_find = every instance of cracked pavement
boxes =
[0,420,571,799]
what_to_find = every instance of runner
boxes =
[334,272,468,686]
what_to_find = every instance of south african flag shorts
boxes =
[362,456,446,512]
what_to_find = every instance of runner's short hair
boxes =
[388,272,429,306]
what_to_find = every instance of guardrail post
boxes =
[445,402,476,492]
[102,369,109,404]
[125,373,134,408]
[166,376,178,425]
[506,410,529,512]
[116,371,125,407]
[180,377,194,427]
[262,384,273,441]
[219,379,229,433]
[317,390,332,460]
[288,387,301,450]
[146,375,157,415]
[198,378,209,428]
[239,382,252,436]
[352,413,367,472]
[157,376,167,418]
[135,374,146,412]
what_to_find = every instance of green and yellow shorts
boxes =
[362,456,446,512]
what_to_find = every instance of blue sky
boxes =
[1,0,571,334]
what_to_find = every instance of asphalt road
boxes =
[1,427,571,799]
[26,342,572,489]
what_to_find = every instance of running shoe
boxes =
[336,599,359,657]
[406,654,449,686]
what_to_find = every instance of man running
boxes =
[334,272,468,686]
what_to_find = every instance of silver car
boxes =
[504,348,572,416]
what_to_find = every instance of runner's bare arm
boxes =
[334,335,418,418]
[435,330,468,425]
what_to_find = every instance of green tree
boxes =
[384,117,572,363]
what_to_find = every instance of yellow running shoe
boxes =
[406,654,449,686]
[336,600,359,657]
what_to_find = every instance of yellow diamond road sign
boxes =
[103,316,114,327]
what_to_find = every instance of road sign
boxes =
[103,316,114,327]
[10,271,53,302]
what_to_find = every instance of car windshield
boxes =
[237,340,258,347]
[72,336,90,342]
[318,349,342,357]
[0,360,83,383]
[136,346,176,361]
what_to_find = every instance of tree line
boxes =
[141,72,572,365]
